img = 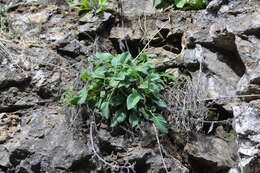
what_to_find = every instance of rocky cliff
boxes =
[0,0,259,173]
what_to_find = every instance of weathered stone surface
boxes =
[235,35,260,70]
[78,12,112,35]
[185,131,238,173]
[206,0,224,13]
[121,0,155,15]
[1,107,93,172]
[146,156,189,173]
[226,9,260,35]
[182,44,241,98]
[232,102,260,173]
[237,61,260,100]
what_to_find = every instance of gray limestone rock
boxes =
[232,102,260,173]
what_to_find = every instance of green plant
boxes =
[0,15,8,32]
[29,6,39,13]
[154,0,206,10]
[0,8,6,15]
[68,52,169,133]
[66,0,113,14]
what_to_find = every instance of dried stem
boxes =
[90,119,136,172]
[153,124,169,173]
[133,16,170,62]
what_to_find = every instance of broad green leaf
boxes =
[109,79,120,88]
[129,112,138,128]
[135,63,154,74]
[99,0,107,5]
[70,96,80,105]
[152,114,168,133]
[95,8,103,14]
[100,102,109,119]
[95,98,103,108]
[95,52,113,62]
[154,0,162,6]
[152,97,167,108]
[77,88,88,104]
[139,80,149,89]
[110,95,125,106]
[139,107,152,120]
[95,66,107,75]
[148,83,161,93]
[80,0,90,6]
[91,66,107,79]
[149,73,161,81]
[127,89,142,110]
[80,70,90,79]
[110,111,127,127]
[112,52,131,67]
[66,0,79,7]
[115,71,126,81]
[175,0,187,8]
[118,82,130,88]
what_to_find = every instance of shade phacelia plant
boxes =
[68,52,169,133]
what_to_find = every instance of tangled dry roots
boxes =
[163,79,209,132]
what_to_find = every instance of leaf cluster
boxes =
[154,0,206,10]
[69,52,169,133]
[66,0,113,14]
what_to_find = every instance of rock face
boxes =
[233,102,260,173]
[0,0,260,173]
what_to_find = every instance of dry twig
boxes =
[90,111,136,173]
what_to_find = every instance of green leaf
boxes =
[80,70,90,79]
[139,80,149,89]
[149,73,160,81]
[77,88,88,104]
[139,107,152,120]
[70,96,80,105]
[118,82,130,88]
[110,110,127,127]
[66,0,79,7]
[100,102,109,119]
[148,83,161,93]
[112,52,131,67]
[91,66,107,79]
[154,0,162,7]
[77,7,93,12]
[135,63,154,74]
[127,89,142,110]
[110,95,125,106]
[95,52,113,62]
[129,112,138,128]
[152,114,168,133]
[152,97,167,108]
[115,71,126,81]
[175,0,187,8]
[160,72,180,83]
[109,79,120,88]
